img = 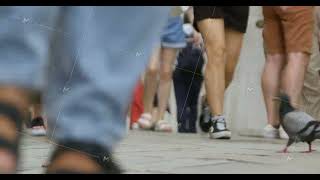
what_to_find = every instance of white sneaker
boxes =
[279,126,289,139]
[209,116,231,140]
[263,124,279,139]
[30,127,46,136]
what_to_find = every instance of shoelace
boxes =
[211,117,227,130]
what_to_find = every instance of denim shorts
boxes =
[161,16,186,48]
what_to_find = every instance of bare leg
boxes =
[143,48,160,115]
[225,28,245,89]
[262,54,286,127]
[156,47,178,122]
[32,104,42,119]
[197,19,226,116]
[138,48,161,129]
[282,52,310,109]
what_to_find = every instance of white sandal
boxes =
[154,120,173,133]
[137,113,153,130]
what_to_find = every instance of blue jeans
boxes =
[161,16,186,48]
[0,6,170,151]
[173,43,204,133]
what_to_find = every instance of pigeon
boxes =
[277,93,320,153]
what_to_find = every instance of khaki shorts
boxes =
[263,6,314,55]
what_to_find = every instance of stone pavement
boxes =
[18,131,320,174]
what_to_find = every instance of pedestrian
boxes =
[137,6,187,132]
[0,6,170,174]
[193,6,249,139]
[261,6,314,139]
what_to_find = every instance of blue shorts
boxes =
[161,16,186,49]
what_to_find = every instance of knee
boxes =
[160,67,173,81]
[205,43,226,68]
[146,65,159,77]
[287,53,310,67]
[265,55,285,67]
[207,41,226,58]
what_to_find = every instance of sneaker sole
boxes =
[210,131,231,139]
[154,127,173,133]
[263,131,280,139]
[30,129,47,136]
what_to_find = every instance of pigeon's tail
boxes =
[315,122,320,139]
[278,93,295,121]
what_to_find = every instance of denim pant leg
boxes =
[0,6,60,90]
[44,7,170,151]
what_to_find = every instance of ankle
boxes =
[270,123,280,129]
[211,114,225,120]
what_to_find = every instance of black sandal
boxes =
[46,140,122,174]
[0,102,24,171]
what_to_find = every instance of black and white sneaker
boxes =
[209,115,231,139]
[199,104,212,133]
[29,117,47,136]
